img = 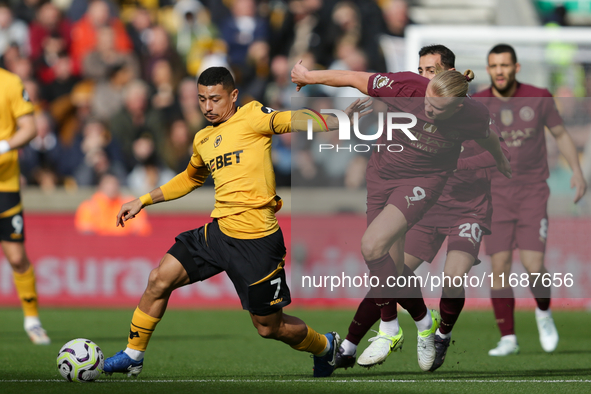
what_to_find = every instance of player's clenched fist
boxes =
[291,60,309,92]
[116,199,143,227]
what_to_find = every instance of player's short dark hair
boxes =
[418,45,455,70]
[197,67,235,92]
[489,44,517,64]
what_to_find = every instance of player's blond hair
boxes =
[429,67,475,97]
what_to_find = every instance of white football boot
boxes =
[535,308,559,352]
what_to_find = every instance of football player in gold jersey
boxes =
[0,68,50,344]
[103,67,370,378]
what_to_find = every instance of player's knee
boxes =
[361,236,383,261]
[491,252,512,272]
[5,248,28,271]
[146,267,175,297]
[255,323,280,340]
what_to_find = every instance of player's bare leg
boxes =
[104,254,190,376]
[250,309,339,377]
[520,250,557,352]
[489,250,519,356]
[2,241,50,345]
[137,254,191,318]
[360,207,435,370]
[442,251,475,298]
[430,251,474,371]
[250,309,307,345]
[357,206,406,367]
[361,204,407,271]
[404,253,423,272]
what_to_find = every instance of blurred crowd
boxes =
[2,0,591,194]
[0,0,410,193]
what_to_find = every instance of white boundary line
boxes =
[1,379,590,383]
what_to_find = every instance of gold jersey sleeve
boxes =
[0,69,34,192]
[248,105,332,135]
[161,161,210,201]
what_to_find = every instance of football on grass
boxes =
[57,338,104,382]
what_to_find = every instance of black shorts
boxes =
[168,219,291,316]
[0,192,25,242]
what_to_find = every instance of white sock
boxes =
[316,336,332,357]
[379,318,400,336]
[415,312,432,333]
[124,347,145,361]
[436,328,451,339]
[501,334,517,344]
[340,339,357,355]
[535,307,552,319]
[24,316,41,330]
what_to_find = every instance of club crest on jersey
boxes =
[373,75,394,89]
[500,109,513,126]
[423,123,438,133]
[214,135,222,148]
[519,106,534,122]
[261,106,276,114]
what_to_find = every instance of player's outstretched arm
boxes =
[549,124,587,203]
[274,98,373,133]
[475,131,512,178]
[0,114,37,154]
[291,60,373,95]
[116,163,209,227]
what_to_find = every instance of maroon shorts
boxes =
[405,223,483,264]
[485,181,549,255]
[366,165,448,229]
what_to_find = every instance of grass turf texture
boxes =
[0,308,590,394]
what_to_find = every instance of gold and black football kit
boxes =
[152,101,328,315]
[0,68,34,241]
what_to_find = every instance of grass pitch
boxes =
[0,308,590,394]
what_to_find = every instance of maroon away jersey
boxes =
[472,83,562,184]
[366,72,491,179]
[418,124,509,230]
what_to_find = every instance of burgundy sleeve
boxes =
[474,106,491,140]
[367,72,426,98]
[457,126,509,171]
[541,90,563,129]
[457,137,509,171]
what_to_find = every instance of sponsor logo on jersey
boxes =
[22,89,30,102]
[214,135,222,148]
[200,136,209,145]
[501,109,513,126]
[261,106,276,114]
[519,106,535,121]
[206,150,244,173]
